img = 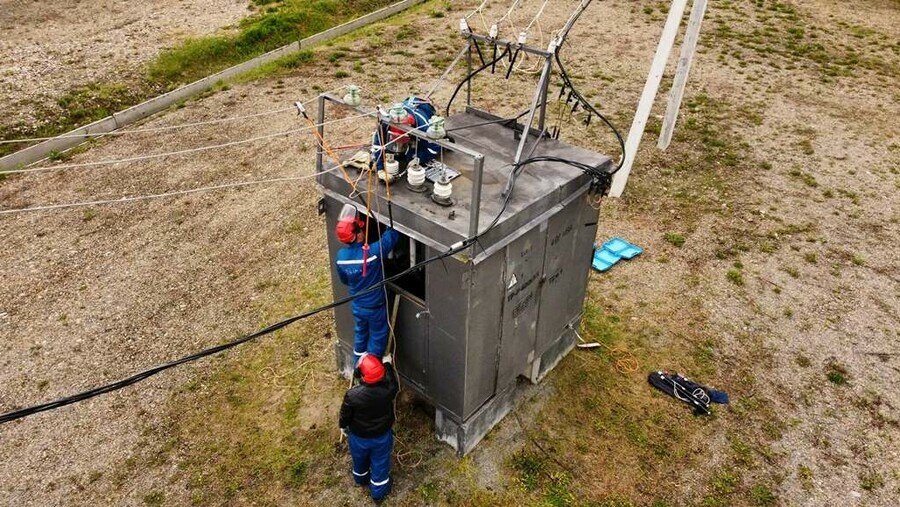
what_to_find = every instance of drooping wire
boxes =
[0,168,336,216]
[0,85,351,146]
[495,0,523,31]
[525,0,549,32]
[0,113,372,176]
[0,127,612,424]
[551,1,626,173]
[465,0,491,21]
[0,173,515,424]
[466,0,492,32]
[0,107,295,145]
[445,45,512,115]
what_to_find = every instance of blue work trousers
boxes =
[349,430,393,501]
[353,305,389,360]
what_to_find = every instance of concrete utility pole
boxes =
[609,0,709,198]
[658,0,708,150]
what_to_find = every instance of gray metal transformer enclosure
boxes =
[317,95,606,455]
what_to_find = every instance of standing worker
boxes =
[340,353,399,503]
[335,208,400,360]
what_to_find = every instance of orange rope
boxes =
[364,169,373,242]
[301,114,356,191]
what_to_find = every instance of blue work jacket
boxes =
[336,229,401,310]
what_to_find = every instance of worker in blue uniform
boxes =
[335,215,400,360]
[372,96,441,170]
[340,353,399,503]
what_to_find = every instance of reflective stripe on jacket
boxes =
[335,228,400,310]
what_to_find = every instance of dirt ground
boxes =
[1,1,898,506]
[0,0,248,132]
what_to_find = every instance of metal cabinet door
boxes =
[535,199,582,356]
[392,292,429,390]
[497,225,547,387]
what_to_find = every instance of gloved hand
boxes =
[340,428,348,438]
[382,353,393,365]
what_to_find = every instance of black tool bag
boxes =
[648,371,729,415]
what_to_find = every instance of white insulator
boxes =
[386,159,400,177]
[459,18,470,35]
[377,170,396,183]
[389,104,408,123]
[517,31,528,45]
[433,179,453,199]
[489,24,499,39]
[547,37,559,53]
[426,115,446,139]
[343,85,361,106]
[407,163,426,187]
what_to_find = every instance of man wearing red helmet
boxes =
[340,353,399,503]
[335,215,400,361]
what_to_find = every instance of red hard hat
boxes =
[358,354,385,384]
[336,217,364,244]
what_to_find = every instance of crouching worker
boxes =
[335,210,400,360]
[340,354,399,503]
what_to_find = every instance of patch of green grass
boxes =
[803,252,817,263]
[750,484,777,505]
[782,265,800,278]
[859,471,884,491]
[730,438,755,467]
[149,1,392,85]
[837,188,861,205]
[143,491,164,506]
[235,49,315,82]
[710,470,739,496]
[795,354,811,367]
[664,232,686,247]
[1,0,391,158]
[788,167,818,187]
[286,459,308,486]
[334,70,350,78]
[1,81,146,158]
[510,451,546,492]
[543,472,576,506]
[727,268,745,286]
[825,360,849,385]
[798,464,814,491]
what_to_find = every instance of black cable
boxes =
[554,51,625,174]
[445,46,511,116]
[551,3,626,174]
[472,39,486,67]
[505,48,521,79]
[0,195,512,425]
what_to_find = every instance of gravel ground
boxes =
[1,0,898,505]
[0,0,248,132]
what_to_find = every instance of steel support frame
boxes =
[315,94,486,242]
